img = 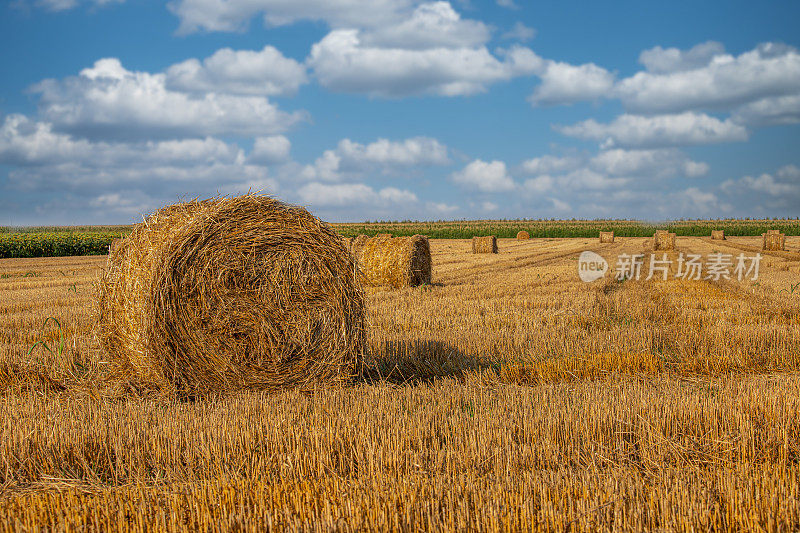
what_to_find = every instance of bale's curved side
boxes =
[653,231,676,251]
[516,231,530,240]
[98,195,365,393]
[355,235,431,288]
[472,236,498,254]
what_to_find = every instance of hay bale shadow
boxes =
[360,340,489,385]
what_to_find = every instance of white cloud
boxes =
[165,46,307,96]
[300,136,449,180]
[0,114,92,165]
[590,148,709,178]
[307,29,541,97]
[529,60,615,106]
[638,41,726,74]
[297,182,417,207]
[360,2,490,49]
[336,136,449,166]
[18,0,123,12]
[426,201,459,214]
[0,114,245,168]
[496,0,517,8]
[520,154,582,175]
[167,0,414,34]
[481,201,498,212]
[451,159,515,192]
[501,21,535,42]
[248,135,291,164]
[722,164,800,196]
[522,174,554,194]
[556,112,748,148]
[32,58,305,140]
[617,42,800,113]
[731,94,800,126]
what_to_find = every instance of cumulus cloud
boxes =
[731,94,800,126]
[590,148,709,178]
[520,154,582,175]
[556,112,748,148]
[167,0,414,34]
[501,21,535,42]
[360,2,490,49]
[300,136,449,181]
[529,60,615,106]
[165,46,307,96]
[307,29,541,97]
[16,0,123,12]
[297,182,417,207]
[617,42,800,114]
[32,58,305,141]
[638,41,726,74]
[248,135,291,164]
[451,159,515,192]
[722,164,800,197]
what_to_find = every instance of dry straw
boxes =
[711,230,725,240]
[516,231,530,240]
[599,231,615,243]
[472,236,498,254]
[653,230,676,251]
[352,235,431,288]
[97,195,365,394]
[762,232,786,251]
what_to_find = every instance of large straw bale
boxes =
[763,232,785,251]
[472,236,498,254]
[350,234,370,257]
[516,231,530,240]
[599,231,615,243]
[353,235,431,288]
[653,230,676,251]
[711,230,725,240]
[97,195,364,394]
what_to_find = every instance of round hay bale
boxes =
[98,195,365,394]
[653,230,676,251]
[599,231,614,243]
[763,232,785,251]
[353,235,431,288]
[516,230,530,240]
[472,236,498,254]
[350,234,370,257]
[711,230,725,240]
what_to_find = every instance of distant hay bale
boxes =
[98,195,365,394]
[472,236,498,254]
[766,229,781,235]
[711,230,725,240]
[763,232,786,251]
[653,230,676,251]
[599,231,614,243]
[352,235,431,288]
[516,231,530,240]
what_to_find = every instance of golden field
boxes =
[1,235,800,531]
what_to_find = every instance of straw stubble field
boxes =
[1,236,800,530]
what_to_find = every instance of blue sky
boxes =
[1,0,799,225]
